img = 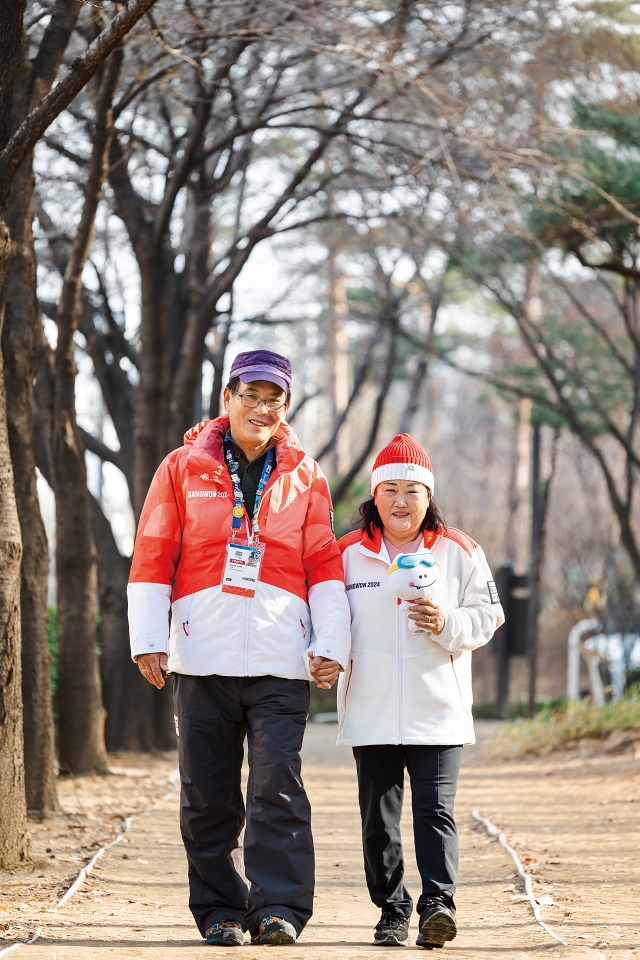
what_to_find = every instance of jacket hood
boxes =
[183,415,306,477]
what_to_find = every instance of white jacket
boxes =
[336,525,504,746]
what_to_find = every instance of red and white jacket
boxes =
[128,416,351,680]
[336,526,504,746]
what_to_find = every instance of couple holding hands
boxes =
[129,350,504,949]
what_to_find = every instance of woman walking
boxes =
[338,434,504,949]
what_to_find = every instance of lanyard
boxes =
[223,434,275,541]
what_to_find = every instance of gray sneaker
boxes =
[416,899,456,949]
[205,920,244,946]
[374,912,410,946]
[251,916,297,945]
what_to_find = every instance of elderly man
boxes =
[128,350,350,946]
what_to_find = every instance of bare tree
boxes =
[49,49,124,774]
[32,0,558,750]
[2,0,81,816]
[440,240,640,584]
[0,0,160,853]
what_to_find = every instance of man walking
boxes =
[128,350,350,945]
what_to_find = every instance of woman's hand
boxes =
[408,598,445,636]
[308,653,342,689]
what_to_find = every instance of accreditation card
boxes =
[221,540,265,598]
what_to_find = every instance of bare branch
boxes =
[314,329,378,462]
[78,426,126,474]
[0,0,160,202]
[331,316,400,505]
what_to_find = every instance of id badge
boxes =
[221,539,265,597]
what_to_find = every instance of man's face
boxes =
[223,379,289,449]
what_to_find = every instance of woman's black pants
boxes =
[352,743,462,919]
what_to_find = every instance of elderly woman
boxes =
[338,434,504,949]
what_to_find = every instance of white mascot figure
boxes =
[387,551,441,634]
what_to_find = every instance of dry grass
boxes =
[485,691,640,758]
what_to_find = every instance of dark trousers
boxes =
[173,674,313,937]
[353,744,462,919]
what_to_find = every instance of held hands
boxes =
[136,652,170,689]
[308,653,342,689]
[136,651,341,690]
[408,598,445,636]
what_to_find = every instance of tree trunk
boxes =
[52,53,122,774]
[0,295,28,865]
[1,1,82,817]
[90,495,157,751]
[0,0,30,868]
[133,248,172,518]
[94,491,175,750]
[331,314,400,505]
[207,321,232,420]
[327,260,350,478]
[3,152,58,812]
[0,230,29,863]
[527,426,560,716]
[398,283,443,436]
[53,416,106,774]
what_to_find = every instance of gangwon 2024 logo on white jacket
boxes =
[337,526,505,747]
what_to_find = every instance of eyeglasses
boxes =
[231,388,286,413]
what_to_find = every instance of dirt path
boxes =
[1,723,639,958]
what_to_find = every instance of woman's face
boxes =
[374,479,431,539]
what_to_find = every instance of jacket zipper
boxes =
[450,655,462,701]
[182,587,195,636]
[397,601,403,743]
[344,659,354,707]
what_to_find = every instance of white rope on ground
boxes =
[0,767,180,956]
[0,944,21,958]
[55,832,123,907]
[472,809,568,947]
[0,928,41,958]
[56,766,179,908]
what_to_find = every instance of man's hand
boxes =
[136,652,169,689]
[308,653,341,689]
[408,598,445,636]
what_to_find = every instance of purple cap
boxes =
[230,350,292,393]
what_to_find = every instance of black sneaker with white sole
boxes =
[415,899,457,949]
[373,912,410,947]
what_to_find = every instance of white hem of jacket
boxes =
[128,579,350,680]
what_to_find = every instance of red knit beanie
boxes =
[371,434,434,495]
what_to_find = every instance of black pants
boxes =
[173,674,313,937]
[353,744,462,919]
